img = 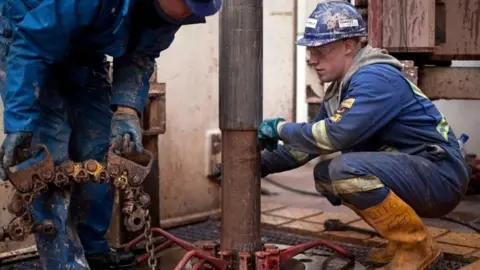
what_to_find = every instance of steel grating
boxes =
[167,219,471,270]
[0,218,474,270]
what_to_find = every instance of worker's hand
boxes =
[0,132,33,181]
[258,118,285,151]
[110,107,143,155]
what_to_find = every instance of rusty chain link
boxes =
[144,209,158,269]
[1,144,154,245]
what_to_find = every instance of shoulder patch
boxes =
[330,98,355,123]
[340,98,355,109]
[330,113,343,123]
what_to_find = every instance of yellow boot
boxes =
[342,201,396,264]
[366,241,397,264]
[357,191,442,270]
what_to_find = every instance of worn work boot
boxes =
[341,201,396,264]
[356,191,441,270]
[86,248,136,269]
[366,241,398,264]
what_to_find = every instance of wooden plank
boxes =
[143,83,166,135]
[418,67,480,100]
[382,0,435,52]
[367,0,382,48]
[432,0,480,60]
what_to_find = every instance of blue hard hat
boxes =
[183,0,222,17]
[297,1,367,47]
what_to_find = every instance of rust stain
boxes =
[269,11,293,16]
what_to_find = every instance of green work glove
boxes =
[258,118,285,151]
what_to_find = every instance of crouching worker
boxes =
[240,1,468,270]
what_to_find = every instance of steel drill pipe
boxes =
[219,0,263,130]
[220,132,262,253]
[219,0,263,268]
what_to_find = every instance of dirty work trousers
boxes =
[32,60,114,270]
[313,151,469,218]
[2,58,114,269]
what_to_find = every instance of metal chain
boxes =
[144,209,158,269]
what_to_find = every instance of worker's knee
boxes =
[328,154,364,180]
[313,160,343,206]
[318,154,390,209]
[313,159,332,182]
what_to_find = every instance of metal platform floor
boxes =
[0,218,475,269]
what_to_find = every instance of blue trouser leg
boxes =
[66,62,114,256]
[30,67,89,269]
[32,60,112,268]
[313,152,465,218]
[0,11,85,269]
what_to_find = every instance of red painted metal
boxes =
[192,259,207,270]
[239,251,252,270]
[254,240,354,270]
[173,249,228,270]
[123,226,354,269]
[123,227,229,269]
[136,240,173,263]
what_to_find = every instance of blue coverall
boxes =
[262,49,469,218]
[0,0,205,268]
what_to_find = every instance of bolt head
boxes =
[85,160,97,172]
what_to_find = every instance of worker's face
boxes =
[307,39,357,82]
[157,0,192,19]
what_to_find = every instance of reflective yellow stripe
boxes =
[340,98,355,109]
[408,81,429,100]
[332,175,384,195]
[379,145,398,152]
[408,80,450,141]
[329,113,342,123]
[436,114,449,141]
[311,120,335,151]
[284,144,310,163]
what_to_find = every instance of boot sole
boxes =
[371,250,442,270]
[366,254,394,265]
[421,250,443,270]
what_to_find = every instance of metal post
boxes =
[219,0,263,268]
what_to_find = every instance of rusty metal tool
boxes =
[0,143,156,245]
[254,241,354,270]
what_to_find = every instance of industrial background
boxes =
[1,0,480,269]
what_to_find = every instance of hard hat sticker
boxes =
[338,19,359,28]
[306,18,318,28]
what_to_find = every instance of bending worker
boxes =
[257,2,468,270]
[0,0,221,269]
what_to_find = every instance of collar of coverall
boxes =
[322,45,403,116]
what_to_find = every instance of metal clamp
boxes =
[1,144,155,242]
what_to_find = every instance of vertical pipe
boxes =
[219,0,263,268]
[292,0,298,121]
[295,0,308,122]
